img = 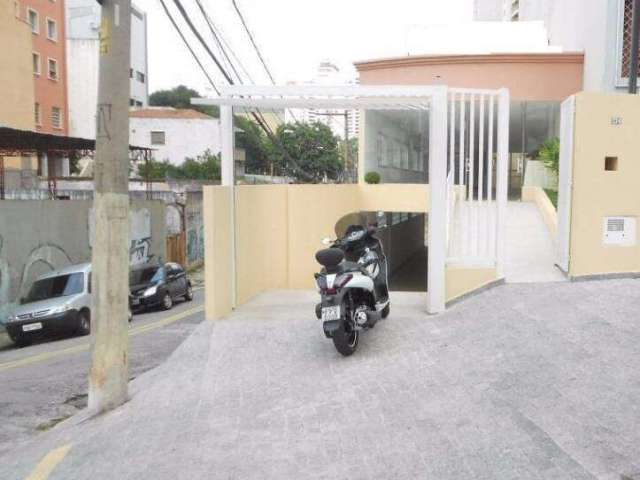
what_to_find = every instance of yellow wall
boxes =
[204,183,500,319]
[446,266,498,303]
[522,186,557,238]
[568,92,640,277]
[203,187,234,320]
[236,185,289,304]
[0,2,34,131]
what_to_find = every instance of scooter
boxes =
[314,224,390,356]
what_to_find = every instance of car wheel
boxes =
[162,292,173,310]
[9,333,31,348]
[184,284,194,301]
[77,310,91,336]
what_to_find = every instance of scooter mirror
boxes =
[321,237,333,246]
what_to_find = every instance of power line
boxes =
[230,0,297,123]
[158,0,220,95]
[231,0,276,84]
[169,0,274,136]
[171,0,234,85]
[193,0,244,84]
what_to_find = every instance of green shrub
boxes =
[539,137,560,174]
[364,171,381,184]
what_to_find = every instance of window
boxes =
[46,18,57,41]
[619,0,639,83]
[48,58,58,80]
[135,100,143,107]
[27,8,39,33]
[32,52,40,75]
[51,106,62,129]
[150,131,165,145]
[35,102,41,125]
[136,71,145,83]
[605,156,619,171]
[129,68,133,78]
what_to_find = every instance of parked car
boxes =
[129,262,193,311]
[5,263,132,347]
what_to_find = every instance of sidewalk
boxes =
[3,281,640,479]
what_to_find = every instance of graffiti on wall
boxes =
[0,236,74,321]
[186,205,204,265]
[89,207,152,265]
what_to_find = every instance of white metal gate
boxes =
[556,95,575,273]
[445,89,510,276]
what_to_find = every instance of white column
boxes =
[496,89,510,278]
[427,87,448,314]
[220,105,237,308]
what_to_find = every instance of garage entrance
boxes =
[197,85,509,318]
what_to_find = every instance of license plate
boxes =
[131,298,140,306]
[321,306,341,321]
[22,322,43,332]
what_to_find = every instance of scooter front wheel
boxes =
[332,324,359,356]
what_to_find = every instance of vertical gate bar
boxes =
[449,93,455,177]
[458,93,465,186]
[427,86,449,314]
[478,95,485,257]
[469,94,475,202]
[478,94,485,203]
[487,94,495,260]
[496,89,510,278]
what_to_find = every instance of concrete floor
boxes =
[4,280,640,479]
[505,202,566,283]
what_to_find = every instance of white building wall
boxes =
[66,39,100,140]
[493,0,623,93]
[66,0,148,138]
[129,118,222,165]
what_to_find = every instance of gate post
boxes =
[427,86,448,314]
[220,104,237,308]
[495,89,510,278]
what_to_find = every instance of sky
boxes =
[134,0,475,95]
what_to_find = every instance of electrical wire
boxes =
[158,0,220,95]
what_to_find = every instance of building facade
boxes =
[0,1,35,132]
[286,61,360,139]
[475,0,635,93]
[66,0,148,139]
[19,0,69,136]
[129,108,221,166]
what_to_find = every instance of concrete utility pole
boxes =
[89,0,131,413]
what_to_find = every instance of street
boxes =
[0,289,205,457]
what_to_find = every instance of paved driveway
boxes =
[3,280,640,479]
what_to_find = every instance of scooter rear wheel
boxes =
[332,325,359,356]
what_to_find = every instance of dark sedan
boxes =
[129,262,193,311]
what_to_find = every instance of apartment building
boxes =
[475,0,636,93]
[66,0,149,139]
[19,0,69,135]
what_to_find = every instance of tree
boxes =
[268,122,343,183]
[137,150,220,181]
[149,85,219,118]
[235,115,271,175]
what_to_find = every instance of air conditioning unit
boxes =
[603,216,636,246]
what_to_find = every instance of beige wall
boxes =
[522,186,558,239]
[203,187,234,320]
[236,185,288,304]
[204,183,500,319]
[0,1,34,130]
[568,92,640,277]
[356,53,584,102]
[446,266,498,303]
